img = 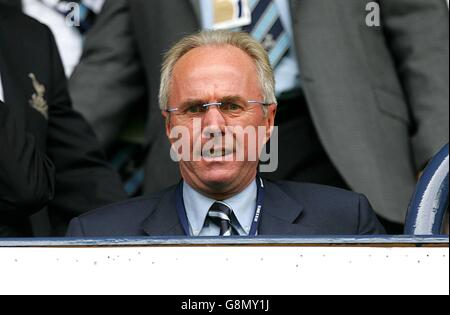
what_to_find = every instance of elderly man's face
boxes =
[164,45,276,199]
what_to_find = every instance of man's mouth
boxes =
[202,148,234,159]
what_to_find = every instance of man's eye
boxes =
[223,103,242,111]
[187,105,203,113]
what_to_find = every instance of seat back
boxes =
[405,144,449,235]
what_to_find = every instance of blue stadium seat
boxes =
[405,144,449,235]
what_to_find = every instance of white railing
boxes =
[0,237,448,295]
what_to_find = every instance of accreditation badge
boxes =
[212,0,252,30]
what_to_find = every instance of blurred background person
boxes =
[69,0,449,234]
[0,3,126,237]
[0,0,105,77]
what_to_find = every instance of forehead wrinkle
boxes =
[174,78,246,103]
[170,46,262,104]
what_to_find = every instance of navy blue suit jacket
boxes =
[67,181,386,237]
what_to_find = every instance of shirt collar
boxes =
[183,179,258,236]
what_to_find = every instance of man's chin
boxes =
[200,169,238,188]
[181,161,257,196]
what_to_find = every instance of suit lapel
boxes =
[141,180,318,236]
[0,10,48,150]
[189,0,201,21]
[141,186,185,236]
[135,0,330,237]
[289,0,298,13]
[259,181,318,235]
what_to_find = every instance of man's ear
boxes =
[162,111,172,141]
[265,104,277,143]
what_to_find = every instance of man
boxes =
[0,5,126,237]
[70,0,449,232]
[67,31,385,237]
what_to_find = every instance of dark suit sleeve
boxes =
[357,194,386,235]
[69,0,146,149]
[44,27,127,235]
[380,0,449,168]
[0,102,55,218]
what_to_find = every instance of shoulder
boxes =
[269,180,364,206]
[265,180,377,234]
[68,186,176,237]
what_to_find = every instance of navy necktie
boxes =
[208,202,234,236]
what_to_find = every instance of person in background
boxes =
[0,4,126,237]
[0,0,105,77]
[70,0,449,234]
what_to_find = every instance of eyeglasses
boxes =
[165,99,274,119]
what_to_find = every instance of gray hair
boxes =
[159,30,277,112]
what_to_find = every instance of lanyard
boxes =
[175,177,265,237]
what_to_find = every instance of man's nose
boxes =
[202,105,226,136]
